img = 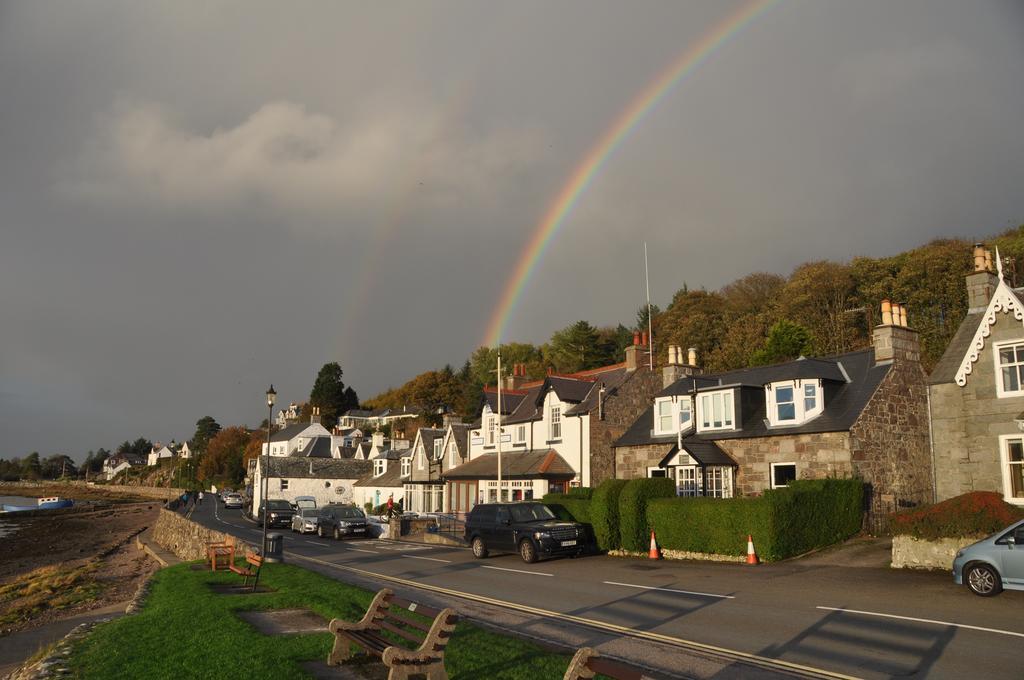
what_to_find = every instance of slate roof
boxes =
[335,446,357,459]
[443,449,575,480]
[483,389,526,415]
[546,376,596,403]
[292,437,333,458]
[564,366,630,416]
[264,457,371,479]
[615,349,888,447]
[658,440,738,468]
[270,423,316,443]
[447,423,472,459]
[929,311,985,385]
[354,462,408,488]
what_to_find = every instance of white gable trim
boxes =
[955,278,1024,387]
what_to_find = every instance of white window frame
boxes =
[550,406,562,440]
[655,398,675,434]
[486,414,496,446]
[766,380,823,427]
[433,438,443,460]
[448,441,458,468]
[679,397,693,432]
[770,462,797,489]
[697,390,735,432]
[705,467,733,498]
[516,425,526,443]
[994,340,1024,398]
[676,465,701,497]
[374,459,386,477]
[998,434,1024,504]
[401,457,411,478]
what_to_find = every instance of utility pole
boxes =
[644,242,654,370]
[496,352,503,503]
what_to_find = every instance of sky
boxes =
[2,1,1023,461]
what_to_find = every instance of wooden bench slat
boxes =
[385,612,432,633]
[587,657,646,679]
[377,619,425,645]
[344,631,389,654]
[391,596,444,620]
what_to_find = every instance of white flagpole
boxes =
[645,242,654,370]
[496,352,503,502]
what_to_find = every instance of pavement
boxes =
[191,501,1024,679]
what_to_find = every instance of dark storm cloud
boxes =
[1,1,1022,458]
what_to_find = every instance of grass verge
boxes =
[67,560,574,679]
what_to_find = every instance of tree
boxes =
[117,438,153,457]
[750,320,813,366]
[41,454,77,479]
[198,427,251,485]
[189,416,222,455]
[544,320,603,373]
[468,343,543,386]
[21,452,42,480]
[635,304,661,334]
[309,362,359,427]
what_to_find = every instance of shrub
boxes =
[590,480,628,550]
[646,478,864,561]
[888,491,1024,540]
[566,486,594,500]
[619,478,676,552]
[541,494,592,524]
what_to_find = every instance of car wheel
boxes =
[333,527,341,541]
[519,539,538,564]
[317,525,324,538]
[471,537,488,559]
[966,564,1002,597]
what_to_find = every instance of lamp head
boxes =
[266,384,277,407]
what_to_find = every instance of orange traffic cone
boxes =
[746,534,759,565]
[649,531,661,560]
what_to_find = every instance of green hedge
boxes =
[619,478,677,552]
[541,493,592,524]
[565,486,594,500]
[645,478,864,561]
[590,479,628,550]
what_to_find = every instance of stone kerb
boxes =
[891,534,980,570]
[152,508,255,561]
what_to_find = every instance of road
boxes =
[191,501,1023,679]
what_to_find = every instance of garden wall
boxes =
[891,535,979,570]
[152,508,255,561]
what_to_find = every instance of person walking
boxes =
[198,491,204,506]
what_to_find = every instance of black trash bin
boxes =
[265,532,284,563]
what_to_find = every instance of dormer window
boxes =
[433,438,443,459]
[698,391,734,431]
[766,380,823,426]
[401,458,411,477]
[656,399,674,433]
[679,397,692,431]
[374,459,387,477]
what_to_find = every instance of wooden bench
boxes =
[206,536,236,571]
[563,647,656,680]
[228,551,263,587]
[327,588,458,680]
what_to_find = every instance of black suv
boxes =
[317,505,369,540]
[256,499,295,528]
[464,502,586,563]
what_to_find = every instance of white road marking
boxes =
[402,555,452,563]
[604,581,735,600]
[481,565,553,577]
[309,541,331,547]
[344,548,378,554]
[816,606,1024,639]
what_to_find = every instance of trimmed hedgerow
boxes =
[541,493,592,524]
[565,486,594,500]
[888,491,1024,540]
[645,478,864,561]
[590,479,628,550]
[619,477,676,552]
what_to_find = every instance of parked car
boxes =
[952,519,1024,596]
[465,502,587,563]
[317,505,369,540]
[223,493,243,509]
[256,499,296,528]
[291,507,321,534]
[293,496,317,511]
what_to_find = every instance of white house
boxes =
[147,442,176,466]
[103,454,146,480]
[262,422,332,457]
[252,457,372,510]
[178,442,193,460]
[353,446,411,511]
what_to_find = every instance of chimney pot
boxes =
[899,303,908,328]
[633,332,641,346]
[890,302,901,327]
[973,244,987,272]
[687,347,697,367]
[641,332,648,347]
[881,299,892,325]
[985,249,994,272]
[668,346,676,365]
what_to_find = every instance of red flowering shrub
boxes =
[888,492,1024,540]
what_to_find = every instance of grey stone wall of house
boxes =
[589,367,664,486]
[931,310,1024,501]
[850,357,933,530]
[615,442,675,479]
[716,432,854,496]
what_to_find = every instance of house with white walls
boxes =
[353,446,411,511]
[252,457,371,510]
[147,442,177,466]
[103,454,146,480]
[262,417,332,458]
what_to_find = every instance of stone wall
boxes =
[851,358,934,531]
[716,432,854,496]
[891,534,979,570]
[152,508,255,561]
[931,310,1024,502]
[615,442,675,479]
[589,367,664,485]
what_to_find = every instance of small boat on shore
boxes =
[2,496,74,512]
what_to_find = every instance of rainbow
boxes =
[483,0,777,348]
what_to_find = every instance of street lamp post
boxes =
[260,385,276,558]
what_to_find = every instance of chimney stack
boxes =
[625,332,650,372]
[873,300,920,364]
[311,406,322,424]
[966,243,1000,313]
[662,344,699,387]
[504,363,526,391]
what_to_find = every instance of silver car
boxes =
[291,507,320,534]
[952,519,1024,596]
[223,493,243,509]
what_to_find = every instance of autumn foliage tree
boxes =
[198,426,251,485]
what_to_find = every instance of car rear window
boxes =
[267,500,292,510]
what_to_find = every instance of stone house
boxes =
[613,307,932,528]
[929,245,1024,506]
[252,457,371,509]
[404,427,447,514]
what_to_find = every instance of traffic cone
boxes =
[746,534,759,565]
[648,531,661,560]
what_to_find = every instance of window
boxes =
[550,406,562,440]
[516,425,526,443]
[486,415,496,445]
[771,463,797,489]
[374,459,386,477]
[775,386,796,422]
[647,467,667,478]
[433,438,443,460]
[996,342,1024,396]
[698,391,734,431]
[280,479,289,490]
[657,399,674,433]
[679,398,692,431]
[804,383,818,412]
[705,467,733,498]
[1000,436,1024,503]
[401,458,411,477]
[449,442,458,468]
[417,447,424,470]
[677,466,700,497]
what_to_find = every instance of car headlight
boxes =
[270,513,278,518]
[534,531,550,540]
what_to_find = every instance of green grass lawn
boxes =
[67,560,573,679]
